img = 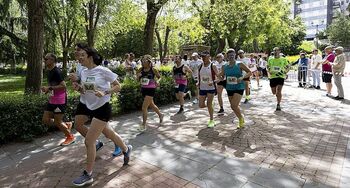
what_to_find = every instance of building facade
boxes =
[294,0,350,39]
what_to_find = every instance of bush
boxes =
[0,94,79,143]
[0,67,26,75]
[111,66,127,81]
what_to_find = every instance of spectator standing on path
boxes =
[310,49,322,89]
[237,50,251,103]
[198,51,220,128]
[322,46,335,96]
[332,46,346,100]
[291,52,309,87]
[213,53,227,115]
[71,47,132,186]
[189,52,202,104]
[173,55,192,114]
[41,53,75,146]
[136,55,164,132]
[124,53,135,77]
[219,49,252,129]
[69,43,122,157]
[267,47,290,111]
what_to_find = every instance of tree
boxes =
[95,0,145,57]
[25,0,44,94]
[47,0,83,72]
[144,0,169,55]
[83,0,108,47]
[326,13,350,48]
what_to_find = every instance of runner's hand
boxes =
[69,73,79,82]
[94,90,105,98]
[41,86,49,93]
[72,82,84,94]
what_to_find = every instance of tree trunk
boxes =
[253,39,259,53]
[216,37,225,54]
[144,12,157,55]
[25,0,44,94]
[155,27,163,58]
[162,26,171,63]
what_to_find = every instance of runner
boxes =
[136,55,164,132]
[237,50,251,103]
[249,54,260,88]
[267,47,290,111]
[322,46,335,96]
[173,55,192,114]
[69,43,121,155]
[72,47,132,186]
[41,53,75,146]
[198,51,220,128]
[213,53,227,114]
[219,49,252,128]
[189,52,202,104]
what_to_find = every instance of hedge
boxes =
[0,66,195,143]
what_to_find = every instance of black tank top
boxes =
[141,67,155,80]
[173,64,185,77]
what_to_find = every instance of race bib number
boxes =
[86,76,95,82]
[227,76,237,85]
[83,82,96,92]
[201,77,210,84]
[141,78,150,86]
[272,66,281,72]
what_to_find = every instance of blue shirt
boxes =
[224,63,245,91]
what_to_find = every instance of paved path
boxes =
[1,77,350,188]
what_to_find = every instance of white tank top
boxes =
[199,63,215,90]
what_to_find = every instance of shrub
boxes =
[0,94,79,143]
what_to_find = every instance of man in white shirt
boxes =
[310,49,322,89]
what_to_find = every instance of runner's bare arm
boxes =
[239,63,252,80]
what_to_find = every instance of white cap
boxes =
[192,52,198,56]
[335,46,344,51]
[238,50,244,54]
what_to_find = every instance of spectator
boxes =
[310,49,322,89]
[332,46,346,100]
[292,52,309,87]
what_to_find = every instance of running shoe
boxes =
[176,108,184,114]
[72,170,93,186]
[276,104,281,111]
[243,99,249,104]
[137,124,146,132]
[112,145,122,156]
[123,145,133,166]
[207,120,215,128]
[96,140,104,151]
[192,98,198,104]
[61,134,75,146]
[217,109,224,114]
[159,113,164,124]
[237,118,245,129]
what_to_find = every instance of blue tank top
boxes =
[224,63,245,91]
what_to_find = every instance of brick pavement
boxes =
[0,77,349,188]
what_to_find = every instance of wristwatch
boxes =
[49,86,53,91]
